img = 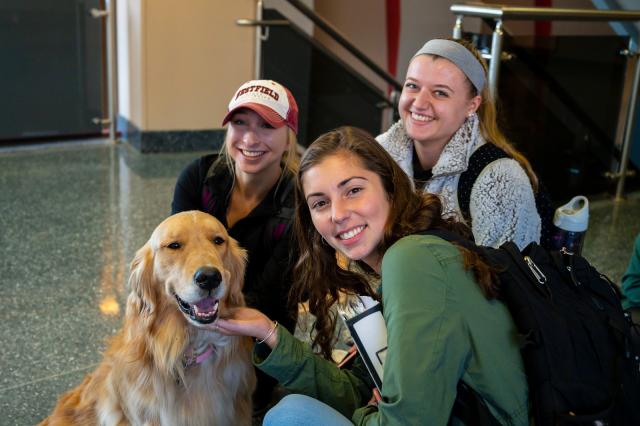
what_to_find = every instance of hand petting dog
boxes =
[213,307,280,348]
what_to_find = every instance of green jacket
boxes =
[255,234,529,425]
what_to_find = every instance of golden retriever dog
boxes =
[40,211,256,426]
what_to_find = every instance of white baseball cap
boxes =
[222,79,299,134]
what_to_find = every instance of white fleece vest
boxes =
[376,116,540,249]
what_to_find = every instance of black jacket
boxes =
[172,154,297,333]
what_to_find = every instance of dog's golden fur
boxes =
[40,211,256,426]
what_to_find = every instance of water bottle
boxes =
[551,195,589,255]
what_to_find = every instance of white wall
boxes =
[116,0,145,128]
[115,0,129,120]
[116,0,255,131]
[315,0,388,91]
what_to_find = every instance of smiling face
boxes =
[226,108,290,177]
[132,211,247,327]
[302,152,391,272]
[399,55,481,149]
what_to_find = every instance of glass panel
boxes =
[468,33,630,200]
[0,0,105,142]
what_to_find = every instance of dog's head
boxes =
[128,211,247,328]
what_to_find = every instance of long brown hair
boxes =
[428,38,538,191]
[291,126,498,359]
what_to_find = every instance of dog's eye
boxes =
[213,236,225,245]
[167,242,181,250]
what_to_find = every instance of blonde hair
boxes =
[214,126,300,183]
[430,38,539,191]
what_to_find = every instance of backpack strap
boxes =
[420,228,477,252]
[458,143,509,224]
[458,144,556,250]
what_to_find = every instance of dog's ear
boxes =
[126,242,158,324]
[227,237,248,307]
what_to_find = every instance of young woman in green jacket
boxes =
[213,126,528,425]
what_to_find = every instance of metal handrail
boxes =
[451,3,640,98]
[451,2,640,200]
[236,19,289,27]
[238,1,401,90]
[451,3,640,21]
[281,0,402,91]
[238,0,401,132]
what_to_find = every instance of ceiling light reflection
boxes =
[99,295,120,316]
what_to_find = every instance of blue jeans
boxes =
[262,394,354,426]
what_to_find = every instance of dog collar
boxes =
[183,343,216,369]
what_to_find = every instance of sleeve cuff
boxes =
[252,325,311,386]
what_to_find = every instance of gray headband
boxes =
[413,39,486,93]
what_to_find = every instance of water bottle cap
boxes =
[553,195,589,232]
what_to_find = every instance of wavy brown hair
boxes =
[291,126,498,359]
[427,38,539,191]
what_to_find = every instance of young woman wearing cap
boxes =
[171,79,300,412]
[378,38,541,249]
[211,126,528,425]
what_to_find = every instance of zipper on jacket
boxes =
[560,247,574,256]
[524,256,547,285]
[560,247,581,287]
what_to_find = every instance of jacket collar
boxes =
[203,158,294,222]
[384,114,482,178]
[431,113,482,177]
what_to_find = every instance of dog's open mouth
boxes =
[175,294,219,324]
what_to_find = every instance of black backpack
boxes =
[457,143,556,250]
[427,230,640,426]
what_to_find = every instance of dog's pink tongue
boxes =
[195,297,216,313]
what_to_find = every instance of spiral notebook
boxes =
[339,296,388,390]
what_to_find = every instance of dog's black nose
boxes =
[193,267,222,291]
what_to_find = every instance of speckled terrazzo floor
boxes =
[0,139,210,425]
[0,139,639,425]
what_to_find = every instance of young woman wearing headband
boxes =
[171,79,299,414]
[378,38,541,249]
[212,127,528,425]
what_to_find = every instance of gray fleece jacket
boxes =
[376,116,540,250]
